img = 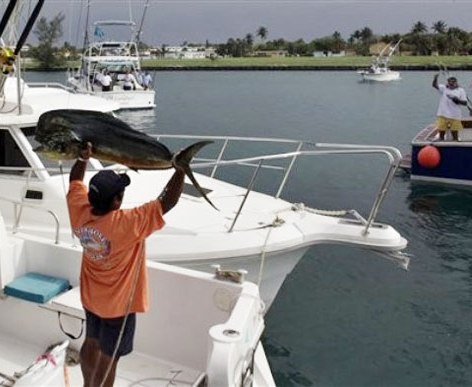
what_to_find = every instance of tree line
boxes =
[217,21,472,57]
[27,15,472,69]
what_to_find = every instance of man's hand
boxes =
[80,142,93,160]
[70,142,93,182]
[450,96,466,106]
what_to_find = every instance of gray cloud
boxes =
[11,0,472,45]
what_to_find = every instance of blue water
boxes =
[25,70,472,386]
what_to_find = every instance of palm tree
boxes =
[432,20,447,34]
[256,26,268,41]
[411,21,428,34]
[360,27,374,43]
[349,29,361,44]
[332,31,345,52]
[245,33,254,46]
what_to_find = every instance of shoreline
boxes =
[144,65,472,71]
[29,64,472,72]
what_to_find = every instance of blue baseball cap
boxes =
[88,170,130,211]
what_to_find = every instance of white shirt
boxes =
[437,84,467,120]
[101,74,112,87]
[143,74,152,87]
[123,73,135,88]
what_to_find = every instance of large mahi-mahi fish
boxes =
[35,109,217,209]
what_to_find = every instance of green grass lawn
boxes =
[33,55,472,70]
[139,56,472,69]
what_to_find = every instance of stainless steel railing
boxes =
[153,135,402,235]
[0,135,403,239]
[0,195,61,244]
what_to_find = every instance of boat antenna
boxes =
[135,0,150,46]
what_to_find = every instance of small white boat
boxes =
[357,40,402,82]
[67,16,155,110]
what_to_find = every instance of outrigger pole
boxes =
[82,0,91,50]
[0,0,18,38]
[14,0,45,56]
[135,0,150,47]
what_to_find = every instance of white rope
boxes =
[98,250,144,387]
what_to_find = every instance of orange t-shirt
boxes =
[67,180,165,318]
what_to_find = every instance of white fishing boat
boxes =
[0,4,274,386]
[357,40,402,82]
[0,207,274,387]
[0,75,409,311]
[2,0,409,309]
[67,6,155,110]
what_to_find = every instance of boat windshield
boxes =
[0,129,31,176]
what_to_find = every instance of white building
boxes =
[164,46,215,59]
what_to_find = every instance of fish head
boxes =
[35,111,86,160]
[34,142,82,160]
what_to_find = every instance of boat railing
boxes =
[0,194,61,244]
[153,135,402,235]
[0,137,402,239]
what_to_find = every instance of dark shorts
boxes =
[85,309,136,357]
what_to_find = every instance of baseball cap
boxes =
[88,170,130,211]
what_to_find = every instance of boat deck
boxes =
[413,119,472,144]
[0,331,205,386]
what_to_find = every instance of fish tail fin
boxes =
[175,140,218,210]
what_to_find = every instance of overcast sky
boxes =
[11,0,472,46]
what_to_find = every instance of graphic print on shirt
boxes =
[74,226,111,261]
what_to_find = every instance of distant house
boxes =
[312,50,346,57]
[164,46,216,59]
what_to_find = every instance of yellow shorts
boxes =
[436,116,463,132]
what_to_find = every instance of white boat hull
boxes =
[359,70,401,82]
[68,77,155,110]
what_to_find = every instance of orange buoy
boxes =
[417,145,441,168]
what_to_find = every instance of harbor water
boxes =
[24,70,472,387]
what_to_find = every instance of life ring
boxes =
[417,145,441,168]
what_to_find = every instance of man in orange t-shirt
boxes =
[67,143,184,387]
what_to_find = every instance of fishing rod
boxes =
[436,62,449,77]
